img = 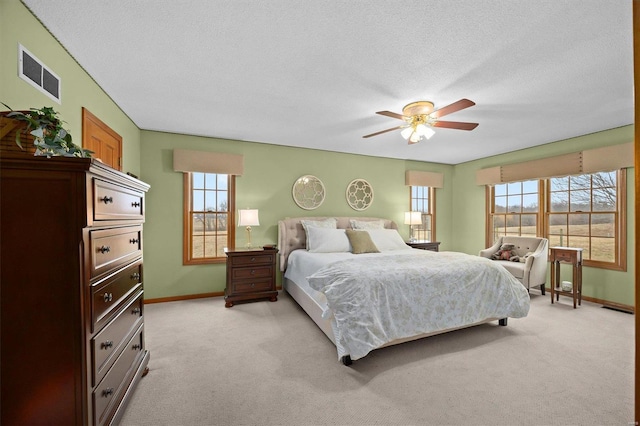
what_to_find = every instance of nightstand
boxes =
[225,248,278,308]
[406,241,441,252]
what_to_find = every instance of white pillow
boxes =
[349,219,385,230]
[307,228,351,253]
[300,218,338,249]
[367,229,410,251]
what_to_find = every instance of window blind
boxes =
[475,142,632,185]
[173,149,244,175]
[405,170,444,188]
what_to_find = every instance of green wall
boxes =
[3,0,635,306]
[140,131,454,299]
[451,126,635,305]
[0,0,141,175]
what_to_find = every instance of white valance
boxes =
[476,142,633,185]
[405,170,444,188]
[173,149,244,175]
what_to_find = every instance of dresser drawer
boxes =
[92,261,142,332]
[92,293,143,386]
[229,253,274,267]
[93,178,144,221]
[90,226,142,279]
[231,278,273,294]
[93,324,145,426]
[231,265,273,280]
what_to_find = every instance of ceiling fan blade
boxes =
[362,125,404,138]
[376,111,406,120]
[430,99,475,119]
[432,120,479,131]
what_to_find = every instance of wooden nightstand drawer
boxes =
[232,278,273,294]
[231,265,273,280]
[230,254,273,266]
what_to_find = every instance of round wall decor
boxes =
[346,178,374,211]
[292,175,325,210]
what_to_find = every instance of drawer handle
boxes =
[129,238,140,244]
[250,257,256,262]
[98,246,111,254]
[101,340,114,349]
[251,283,255,288]
[132,344,142,351]
[132,307,141,315]
[132,201,141,207]
[131,272,141,281]
[100,196,113,204]
[102,388,114,397]
[250,270,256,275]
[103,293,113,303]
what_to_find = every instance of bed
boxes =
[278,216,530,365]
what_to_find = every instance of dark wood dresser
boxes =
[225,248,278,307]
[1,154,150,425]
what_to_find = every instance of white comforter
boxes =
[306,250,530,361]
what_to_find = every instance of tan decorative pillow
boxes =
[345,230,380,254]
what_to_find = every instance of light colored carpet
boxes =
[120,291,633,426]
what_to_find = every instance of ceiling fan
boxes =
[363,98,479,144]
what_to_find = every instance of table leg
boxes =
[550,261,556,304]
[577,263,582,306]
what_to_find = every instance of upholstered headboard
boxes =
[277,217,398,271]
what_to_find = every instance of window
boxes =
[410,186,435,241]
[489,180,542,241]
[486,170,626,271]
[547,171,625,270]
[183,172,235,264]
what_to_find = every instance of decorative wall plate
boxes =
[292,175,325,210]
[346,178,374,211]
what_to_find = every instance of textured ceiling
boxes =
[22,0,633,164]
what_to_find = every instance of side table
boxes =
[406,241,440,252]
[550,246,583,309]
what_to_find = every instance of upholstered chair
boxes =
[479,236,549,294]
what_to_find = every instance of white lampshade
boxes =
[238,209,260,227]
[409,132,421,143]
[423,126,435,139]
[404,211,422,225]
[400,127,414,140]
[416,124,435,139]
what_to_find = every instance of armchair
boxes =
[479,236,549,294]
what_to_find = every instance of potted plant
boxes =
[1,104,92,158]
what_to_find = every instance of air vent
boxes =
[18,44,61,104]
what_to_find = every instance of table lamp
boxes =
[238,209,260,248]
[404,211,422,243]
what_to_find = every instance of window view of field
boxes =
[492,172,617,263]
[190,173,229,259]
[411,186,433,241]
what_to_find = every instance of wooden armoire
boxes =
[1,153,150,425]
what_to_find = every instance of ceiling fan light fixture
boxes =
[409,132,421,143]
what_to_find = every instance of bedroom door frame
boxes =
[633,1,639,422]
